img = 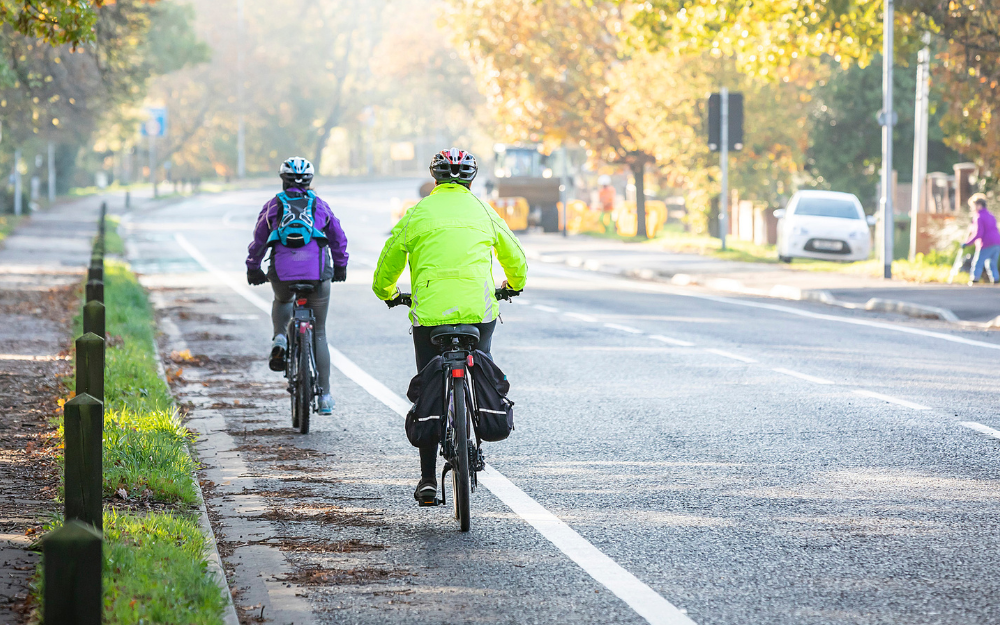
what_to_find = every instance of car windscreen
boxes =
[792,197,861,219]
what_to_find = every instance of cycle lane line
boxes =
[174,232,698,625]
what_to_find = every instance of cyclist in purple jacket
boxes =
[246,157,349,414]
[965,193,1000,285]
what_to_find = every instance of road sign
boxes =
[141,107,168,137]
[708,92,744,151]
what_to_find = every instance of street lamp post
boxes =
[236,0,246,179]
[880,0,895,279]
[909,38,930,261]
[719,87,729,251]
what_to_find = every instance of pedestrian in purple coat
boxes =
[964,193,1000,285]
[245,157,349,414]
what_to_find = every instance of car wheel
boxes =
[779,255,792,263]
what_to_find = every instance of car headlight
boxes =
[792,226,809,236]
[848,229,867,240]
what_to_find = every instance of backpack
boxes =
[468,350,514,442]
[265,191,327,249]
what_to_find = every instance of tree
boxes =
[0,0,107,48]
[806,52,962,207]
[446,0,659,236]
[0,0,205,196]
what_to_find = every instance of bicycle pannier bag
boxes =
[404,355,445,448]
[469,350,514,442]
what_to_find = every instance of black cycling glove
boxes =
[247,268,267,286]
[332,265,347,282]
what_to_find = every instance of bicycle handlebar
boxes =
[494,287,522,302]
[387,288,521,309]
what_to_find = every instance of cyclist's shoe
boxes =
[414,478,437,506]
[317,394,335,414]
[269,334,287,372]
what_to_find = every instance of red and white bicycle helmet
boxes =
[430,148,478,184]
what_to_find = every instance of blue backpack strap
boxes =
[266,192,292,247]
[305,191,328,246]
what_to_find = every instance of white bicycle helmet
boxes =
[280,157,314,188]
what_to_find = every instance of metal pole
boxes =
[880,0,895,279]
[236,0,246,179]
[720,87,729,251]
[560,145,569,237]
[909,40,930,261]
[149,133,157,198]
[13,149,22,216]
[47,142,56,202]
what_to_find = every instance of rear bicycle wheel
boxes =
[297,330,313,434]
[288,332,300,429]
[452,376,471,532]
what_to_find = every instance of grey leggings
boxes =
[271,279,331,394]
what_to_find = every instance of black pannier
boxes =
[468,350,514,442]
[404,356,445,448]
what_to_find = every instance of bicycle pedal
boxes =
[417,497,442,507]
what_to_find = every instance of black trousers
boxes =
[412,320,496,480]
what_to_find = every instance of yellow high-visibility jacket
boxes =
[372,183,528,326]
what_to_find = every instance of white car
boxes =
[774,190,875,263]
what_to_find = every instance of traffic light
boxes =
[708,92,744,152]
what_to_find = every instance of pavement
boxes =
[517,234,1000,326]
[121,180,1000,624]
[0,195,105,622]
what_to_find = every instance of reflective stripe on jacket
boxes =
[372,183,528,326]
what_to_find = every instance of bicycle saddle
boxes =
[289,282,315,295]
[429,324,481,345]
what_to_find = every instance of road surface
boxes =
[124,180,1000,625]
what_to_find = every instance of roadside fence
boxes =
[41,200,108,625]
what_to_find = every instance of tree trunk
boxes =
[632,159,647,239]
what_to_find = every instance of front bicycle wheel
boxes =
[452,376,471,532]
[296,329,313,434]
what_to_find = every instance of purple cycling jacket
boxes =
[964,207,1000,249]
[246,188,349,281]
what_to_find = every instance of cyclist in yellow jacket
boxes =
[372,148,528,503]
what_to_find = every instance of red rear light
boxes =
[451,368,464,378]
[296,298,307,306]
[467,355,474,366]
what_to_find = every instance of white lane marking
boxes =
[564,312,598,323]
[622,280,1000,352]
[851,389,931,411]
[604,323,644,334]
[534,304,560,313]
[174,232,696,625]
[772,367,835,385]
[478,467,694,625]
[703,348,756,363]
[649,335,696,347]
[959,421,1000,440]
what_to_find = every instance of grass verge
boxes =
[0,214,23,246]
[41,259,226,623]
[590,225,968,283]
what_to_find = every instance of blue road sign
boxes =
[141,107,168,137]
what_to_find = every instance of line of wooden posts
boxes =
[41,201,108,624]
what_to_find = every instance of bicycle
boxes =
[389,287,520,531]
[284,282,320,434]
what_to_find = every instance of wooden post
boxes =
[85,279,103,304]
[63,395,103,530]
[87,261,103,283]
[75,333,104,402]
[43,520,103,625]
[82,301,106,339]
